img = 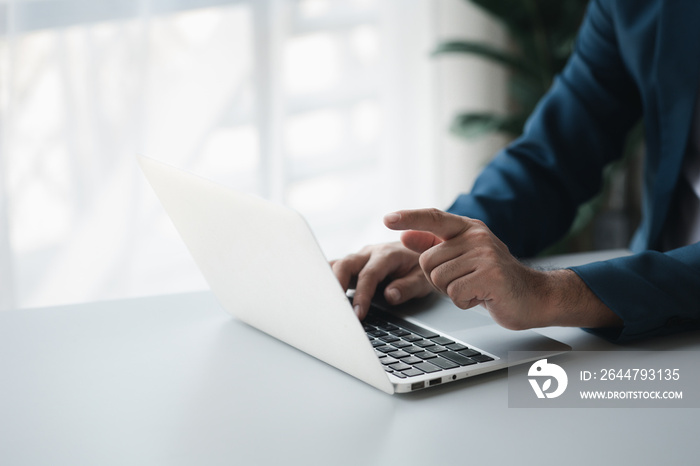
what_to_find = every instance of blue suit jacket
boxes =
[446,0,700,342]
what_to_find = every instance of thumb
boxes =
[400,230,442,254]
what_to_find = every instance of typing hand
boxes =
[331,241,432,320]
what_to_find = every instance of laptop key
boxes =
[402,334,423,342]
[414,361,441,373]
[377,346,396,354]
[456,348,481,358]
[431,336,454,346]
[381,356,399,365]
[389,362,412,372]
[402,356,423,365]
[402,368,425,377]
[415,339,435,348]
[379,335,400,343]
[430,357,459,370]
[445,343,467,351]
[426,345,447,354]
[403,346,424,354]
[391,340,412,349]
[388,350,411,359]
[392,371,407,379]
[470,354,495,363]
[441,351,477,366]
[415,351,437,360]
[378,323,399,332]
[371,340,386,348]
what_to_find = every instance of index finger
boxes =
[384,208,470,241]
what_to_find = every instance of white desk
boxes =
[1,251,699,465]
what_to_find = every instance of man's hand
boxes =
[331,242,432,320]
[384,208,622,330]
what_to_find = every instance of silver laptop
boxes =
[138,155,571,394]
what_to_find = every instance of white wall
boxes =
[431,0,508,208]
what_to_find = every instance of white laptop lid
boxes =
[138,155,394,394]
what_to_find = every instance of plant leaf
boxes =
[450,112,527,140]
[466,0,533,34]
[432,40,539,79]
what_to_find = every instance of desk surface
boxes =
[1,251,699,465]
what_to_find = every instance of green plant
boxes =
[433,0,643,254]
[433,0,590,140]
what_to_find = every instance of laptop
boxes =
[138,155,571,394]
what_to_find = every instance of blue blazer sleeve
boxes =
[446,0,700,342]
[448,0,642,256]
[572,245,700,342]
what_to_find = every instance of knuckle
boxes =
[358,245,373,254]
[357,267,379,282]
[331,262,349,279]
[470,218,487,229]
[432,264,455,292]
[446,281,469,309]
[426,208,444,223]
[347,252,365,262]
[478,246,499,264]
[361,242,400,260]
[446,284,460,303]
[469,227,491,243]
[335,255,355,269]
[382,249,399,263]
[332,257,349,269]
[386,245,408,259]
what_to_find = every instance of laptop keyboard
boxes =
[364,309,495,379]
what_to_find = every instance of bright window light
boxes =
[286,109,344,158]
[0,0,432,310]
[285,33,341,94]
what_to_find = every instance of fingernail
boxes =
[386,287,401,303]
[384,212,400,224]
[353,305,362,317]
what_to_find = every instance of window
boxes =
[0,0,434,309]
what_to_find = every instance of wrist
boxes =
[537,269,576,327]
[523,268,567,328]
[537,268,622,328]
